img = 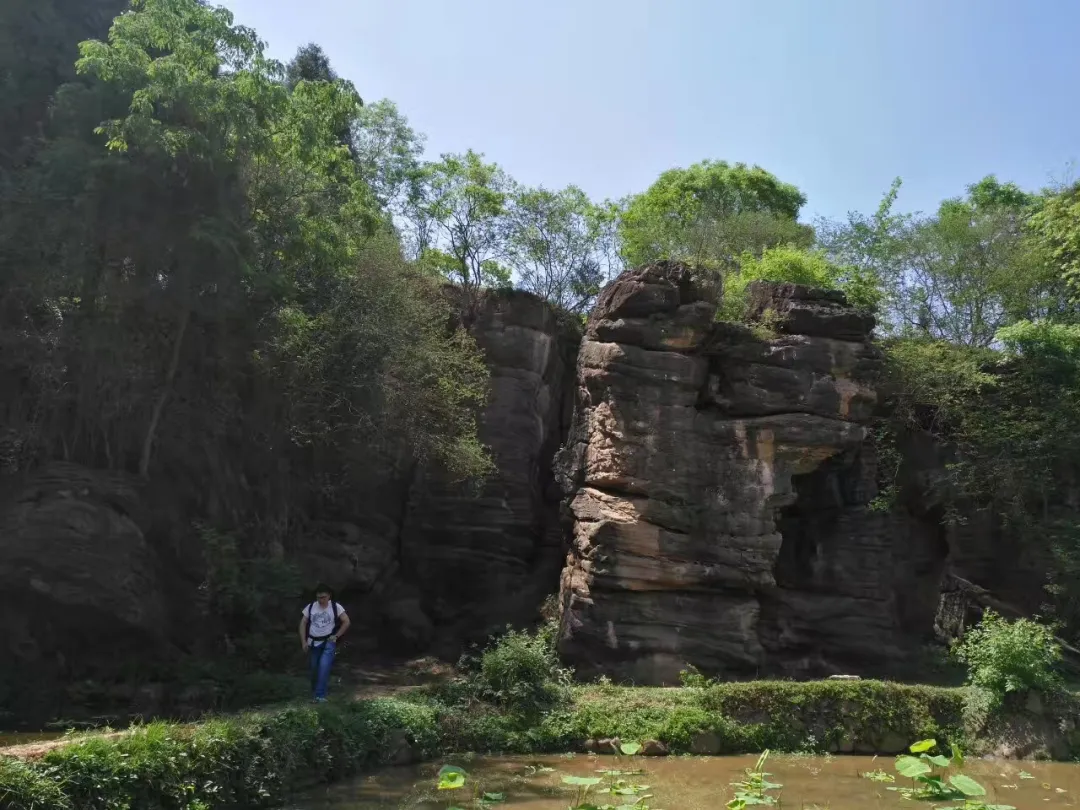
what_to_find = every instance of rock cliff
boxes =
[0,266,1054,722]
[0,288,580,723]
[555,263,947,682]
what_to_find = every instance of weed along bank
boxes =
[5,669,1080,809]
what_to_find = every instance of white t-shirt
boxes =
[303,601,346,646]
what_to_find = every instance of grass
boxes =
[1,679,1073,810]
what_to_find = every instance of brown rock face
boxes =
[397,289,580,643]
[555,265,946,683]
[0,464,173,721]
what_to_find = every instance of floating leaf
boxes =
[909,739,938,754]
[1019,771,1035,780]
[948,774,986,797]
[895,755,932,778]
[619,741,642,756]
[985,805,1017,810]
[482,793,505,803]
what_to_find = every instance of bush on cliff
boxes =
[719,246,882,323]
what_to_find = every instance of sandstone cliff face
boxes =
[0,288,580,724]
[555,264,947,683]
[396,289,579,645]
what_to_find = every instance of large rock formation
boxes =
[398,290,579,645]
[555,264,947,683]
[0,464,176,723]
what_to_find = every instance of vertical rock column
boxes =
[556,266,891,683]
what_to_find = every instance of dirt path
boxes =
[0,657,454,761]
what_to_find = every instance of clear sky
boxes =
[217,0,1078,223]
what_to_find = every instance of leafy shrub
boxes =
[719,246,881,322]
[953,609,1062,702]
[473,626,571,716]
[678,664,714,689]
[439,622,572,718]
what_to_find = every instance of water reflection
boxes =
[286,753,1080,810]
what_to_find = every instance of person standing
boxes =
[299,584,350,702]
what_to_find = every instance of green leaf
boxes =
[895,755,932,778]
[948,774,987,797]
[1019,771,1035,779]
[619,741,642,756]
[926,754,952,767]
[482,792,505,802]
[909,738,938,753]
[437,765,467,790]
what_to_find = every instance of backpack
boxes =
[306,600,340,642]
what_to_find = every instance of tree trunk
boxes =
[139,305,190,478]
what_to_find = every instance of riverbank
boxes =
[2,680,1078,810]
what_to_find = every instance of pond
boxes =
[286,753,1080,810]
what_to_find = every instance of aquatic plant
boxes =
[883,738,1015,810]
[727,749,783,809]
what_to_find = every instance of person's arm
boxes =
[299,611,310,651]
[332,608,350,642]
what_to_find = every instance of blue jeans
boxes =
[308,641,336,699]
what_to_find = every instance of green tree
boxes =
[618,160,812,268]
[285,43,337,89]
[505,185,608,313]
[405,150,513,308]
[1030,180,1080,300]
[821,176,1066,345]
[0,0,491,494]
[352,99,425,210]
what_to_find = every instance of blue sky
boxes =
[218,0,1078,223]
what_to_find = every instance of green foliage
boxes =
[0,756,71,810]
[405,150,514,304]
[952,609,1062,701]
[0,0,492,528]
[820,175,1070,345]
[505,185,611,313]
[1030,181,1080,298]
[876,322,1080,631]
[718,246,881,322]
[197,523,304,670]
[2,699,441,810]
[873,738,1015,810]
[444,624,572,718]
[619,160,811,268]
[727,750,782,810]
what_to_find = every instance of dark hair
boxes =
[314,583,332,596]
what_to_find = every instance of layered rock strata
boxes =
[555,264,947,682]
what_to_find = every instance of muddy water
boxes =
[286,753,1080,810]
